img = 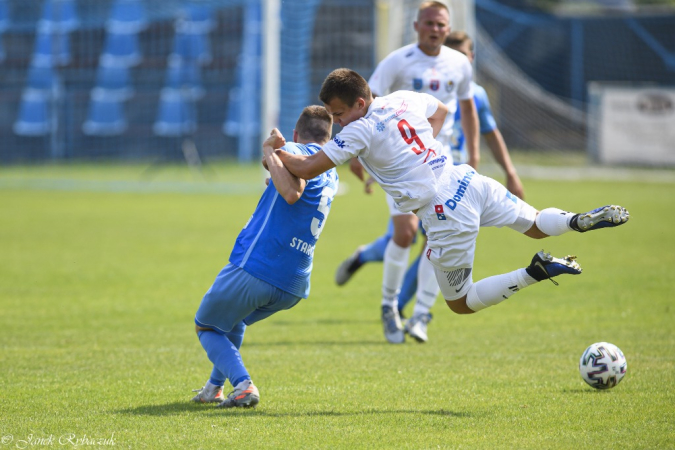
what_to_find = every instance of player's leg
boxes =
[192,264,279,408]
[397,254,420,316]
[404,249,440,342]
[381,197,418,344]
[334,219,394,286]
[524,205,629,239]
[435,172,583,315]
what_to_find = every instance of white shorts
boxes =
[417,164,537,299]
[385,193,416,217]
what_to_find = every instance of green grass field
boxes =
[1,162,674,449]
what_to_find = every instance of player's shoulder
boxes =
[472,82,488,98]
[384,43,419,62]
[283,141,310,156]
[439,46,471,65]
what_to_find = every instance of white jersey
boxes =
[368,44,474,149]
[321,90,453,213]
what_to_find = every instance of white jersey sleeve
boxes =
[368,52,401,96]
[455,57,474,101]
[419,93,440,118]
[321,120,373,166]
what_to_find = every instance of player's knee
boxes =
[195,324,212,335]
[524,223,548,239]
[445,296,475,315]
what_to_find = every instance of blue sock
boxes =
[209,367,226,387]
[198,327,250,388]
[360,234,391,263]
[398,255,420,312]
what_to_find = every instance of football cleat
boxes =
[404,312,433,343]
[381,305,405,344]
[525,250,582,286]
[191,381,225,403]
[571,205,629,232]
[335,246,365,286]
[218,379,260,409]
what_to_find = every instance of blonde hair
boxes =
[417,1,450,20]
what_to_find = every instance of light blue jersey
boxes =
[229,142,338,298]
[450,82,498,165]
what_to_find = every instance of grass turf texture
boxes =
[1,163,674,449]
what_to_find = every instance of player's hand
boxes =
[264,128,286,151]
[364,177,376,194]
[265,177,271,186]
[506,173,525,200]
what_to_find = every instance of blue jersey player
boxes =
[191,106,338,408]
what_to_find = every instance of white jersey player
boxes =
[336,1,481,344]
[276,68,630,320]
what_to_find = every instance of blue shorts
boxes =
[194,263,302,334]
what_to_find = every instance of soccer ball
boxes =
[579,342,627,389]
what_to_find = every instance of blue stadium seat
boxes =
[181,4,215,34]
[100,30,141,68]
[26,63,56,95]
[153,88,196,137]
[107,0,148,34]
[14,89,52,136]
[171,22,212,65]
[32,29,71,67]
[38,0,79,34]
[94,63,134,101]
[82,88,127,136]
[165,55,204,100]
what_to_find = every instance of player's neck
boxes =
[417,43,441,57]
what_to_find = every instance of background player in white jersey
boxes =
[337,1,480,343]
[276,68,629,326]
[445,31,523,199]
[191,106,338,408]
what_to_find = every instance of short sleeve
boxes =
[321,121,371,166]
[368,54,399,96]
[419,93,440,118]
[455,57,474,101]
[475,86,497,134]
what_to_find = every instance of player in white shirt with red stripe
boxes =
[274,68,630,322]
[339,1,480,343]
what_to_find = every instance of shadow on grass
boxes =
[118,402,471,418]
[243,340,385,347]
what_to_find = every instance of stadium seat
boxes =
[26,63,56,96]
[107,0,148,34]
[165,55,204,100]
[94,63,134,101]
[171,21,212,65]
[32,29,71,67]
[38,0,79,34]
[182,4,215,34]
[153,88,196,137]
[14,89,52,136]
[100,30,142,68]
[82,88,128,136]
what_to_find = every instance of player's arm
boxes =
[262,129,306,205]
[428,101,449,138]
[483,128,525,199]
[276,149,336,181]
[460,98,480,169]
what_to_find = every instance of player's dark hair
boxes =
[295,105,333,145]
[445,31,473,51]
[319,68,371,108]
[417,1,450,20]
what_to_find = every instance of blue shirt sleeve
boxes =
[474,84,498,135]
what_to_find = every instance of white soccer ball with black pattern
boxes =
[579,342,627,389]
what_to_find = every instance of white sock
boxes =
[381,240,410,308]
[535,208,575,236]
[466,269,537,312]
[413,254,440,316]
